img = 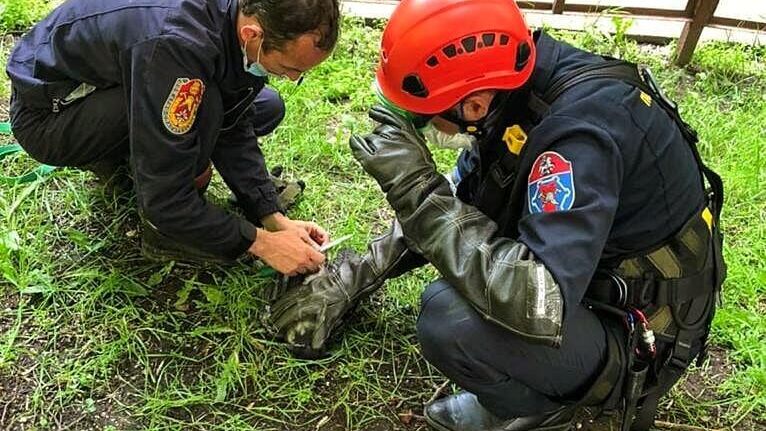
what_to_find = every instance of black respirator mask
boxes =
[437,91,513,138]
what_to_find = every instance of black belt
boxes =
[587,268,715,308]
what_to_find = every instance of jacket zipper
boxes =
[51,98,76,113]
[220,87,255,131]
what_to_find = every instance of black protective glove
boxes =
[270,250,362,359]
[349,105,447,216]
[349,105,564,346]
[269,221,427,358]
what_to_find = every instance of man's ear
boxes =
[461,91,496,122]
[240,23,264,42]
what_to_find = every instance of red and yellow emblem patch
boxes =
[162,78,205,135]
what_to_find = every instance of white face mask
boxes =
[420,123,475,151]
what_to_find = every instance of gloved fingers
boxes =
[273,307,314,337]
[285,320,313,345]
[310,301,330,350]
[311,319,330,351]
[271,291,309,322]
[270,290,309,322]
[372,123,428,151]
[288,324,326,359]
[371,123,404,141]
[349,134,376,158]
[269,302,295,330]
[308,328,325,353]
[369,104,407,128]
[281,303,330,359]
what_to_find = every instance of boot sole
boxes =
[423,414,453,431]
[141,240,234,266]
[424,409,575,431]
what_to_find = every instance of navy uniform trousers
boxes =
[417,279,607,419]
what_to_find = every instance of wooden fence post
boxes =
[675,0,720,66]
[684,0,697,17]
[552,0,565,14]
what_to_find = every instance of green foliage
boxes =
[546,11,638,60]
[692,41,766,82]
[0,16,764,430]
[0,36,12,100]
[0,0,51,32]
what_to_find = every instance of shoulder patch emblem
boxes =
[163,78,205,135]
[528,151,575,214]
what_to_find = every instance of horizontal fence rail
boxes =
[343,0,765,65]
[527,0,764,65]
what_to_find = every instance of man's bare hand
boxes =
[249,228,325,276]
[261,212,330,247]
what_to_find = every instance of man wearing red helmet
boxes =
[271,1,725,430]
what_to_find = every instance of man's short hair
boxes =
[239,0,341,52]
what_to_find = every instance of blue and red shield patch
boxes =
[527,151,575,214]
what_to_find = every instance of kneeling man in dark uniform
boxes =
[7,0,341,274]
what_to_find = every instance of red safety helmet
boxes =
[376,0,536,115]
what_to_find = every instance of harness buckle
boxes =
[639,67,677,112]
[607,271,628,307]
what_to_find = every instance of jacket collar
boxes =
[529,30,561,97]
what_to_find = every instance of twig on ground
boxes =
[398,410,426,425]
[653,420,724,431]
[426,380,451,405]
[52,412,62,430]
[60,414,87,431]
[0,401,9,426]
[315,415,330,430]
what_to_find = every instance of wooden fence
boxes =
[526,0,764,65]
[343,1,765,66]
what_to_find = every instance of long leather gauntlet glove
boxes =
[350,105,564,346]
[270,220,427,358]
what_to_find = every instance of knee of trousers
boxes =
[8,103,53,165]
[416,279,480,371]
[252,87,286,136]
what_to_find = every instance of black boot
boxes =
[81,158,133,195]
[270,166,306,211]
[140,217,237,265]
[228,166,306,213]
[425,391,576,431]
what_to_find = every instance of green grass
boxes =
[0,0,52,33]
[1,17,765,430]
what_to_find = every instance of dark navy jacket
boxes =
[6,0,279,257]
[457,32,705,314]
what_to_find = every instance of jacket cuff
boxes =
[233,220,258,257]
[238,187,281,224]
